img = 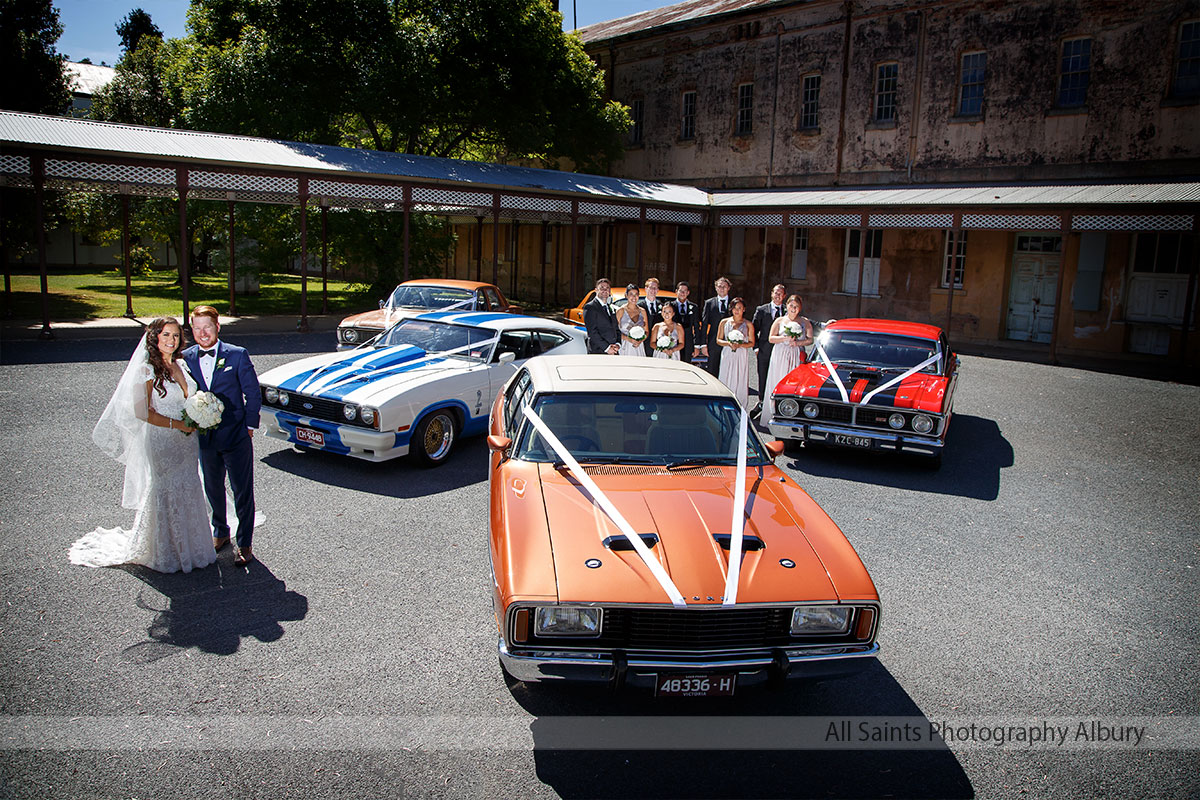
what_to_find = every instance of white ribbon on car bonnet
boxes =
[722,406,750,606]
[521,405,687,608]
[815,343,850,403]
[858,351,942,406]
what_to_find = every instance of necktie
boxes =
[773,305,781,319]
[719,300,726,314]
[200,349,215,358]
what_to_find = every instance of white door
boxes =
[1007,254,1059,343]
[843,230,881,294]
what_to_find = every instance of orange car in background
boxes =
[486,356,880,695]
[562,288,677,325]
[337,279,519,349]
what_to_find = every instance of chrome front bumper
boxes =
[768,419,943,457]
[499,639,879,688]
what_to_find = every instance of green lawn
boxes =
[2,267,375,320]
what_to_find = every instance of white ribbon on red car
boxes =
[858,352,942,406]
[815,343,850,403]
[722,407,750,606]
[521,405,687,608]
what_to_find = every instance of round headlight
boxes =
[264,387,279,404]
[777,398,800,418]
[343,404,358,421]
[278,392,290,406]
[803,402,820,419]
[360,407,375,426]
[888,412,906,430]
[342,328,359,343]
[912,414,934,434]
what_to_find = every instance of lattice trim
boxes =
[0,154,31,175]
[1073,214,1194,232]
[719,213,783,227]
[962,214,1061,231]
[868,213,953,229]
[646,207,705,225]
[578,201,641,220]
[788,213,861,227]
[190,170,297,195]
[310,179,404,202]
[412,187,492,208]
[46,159,175,187]
[500,195,571,214]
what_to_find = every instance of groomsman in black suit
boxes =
[638,277,665,355]
[751,284,788,415]
[583,277,620,354]
[701,276,732,377]
[672,281,700,363]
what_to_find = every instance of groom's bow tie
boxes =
[200,349,216,358]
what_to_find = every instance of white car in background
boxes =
[259,311,585,465]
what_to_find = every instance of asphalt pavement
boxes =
[0,330,1197,799]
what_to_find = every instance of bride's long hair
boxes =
[144,317,183,397]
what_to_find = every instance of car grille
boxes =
[262,390,375,428]
[525,607,836,651]
[778,399,941,435]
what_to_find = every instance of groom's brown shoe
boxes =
[233,547,254,566]
[213,536,230,552]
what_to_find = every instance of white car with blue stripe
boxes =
[258,311,586,465]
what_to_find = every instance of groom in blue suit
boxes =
[184,306,262,566]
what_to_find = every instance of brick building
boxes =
[479,0,1199,366]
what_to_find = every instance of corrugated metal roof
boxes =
[0,111,710,207]
[2,112,1197,213]
[711,182,1200,208]
[575,0,780,42]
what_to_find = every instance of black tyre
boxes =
[410,410,457,467]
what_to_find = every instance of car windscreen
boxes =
[387,285,475,310]
[375,318,495,360]
[817,330,941,373]
[514,394,772,465]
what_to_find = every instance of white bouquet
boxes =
[727,329,746,345]
[627,325,647,343]
[781,320,806,340]
[655,334,674,352]
[181,391,225,435]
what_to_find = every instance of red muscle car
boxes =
[767,319,958,466]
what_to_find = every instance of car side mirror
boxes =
[765,440,785,458]
[378,299,386,309]
[486,435,512,453]
[497,351,516,365]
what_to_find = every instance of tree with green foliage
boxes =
[116,7,162,54]
[175,0,628,170]
[0,0,71,114]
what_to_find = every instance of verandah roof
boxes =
[2,111,1197,232]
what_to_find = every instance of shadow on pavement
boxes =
[511,660,973,799]
[116,556,308,660]
[260,436,489,497]
[785,414,1012,501]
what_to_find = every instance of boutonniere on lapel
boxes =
[216,357,227,370]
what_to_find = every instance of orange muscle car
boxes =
[486,355,880,695]
[337,279,518,349]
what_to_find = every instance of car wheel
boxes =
[411,410,457,467]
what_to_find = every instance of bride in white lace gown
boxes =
[70,318,217,574]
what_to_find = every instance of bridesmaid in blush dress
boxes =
[716,297,755,409]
